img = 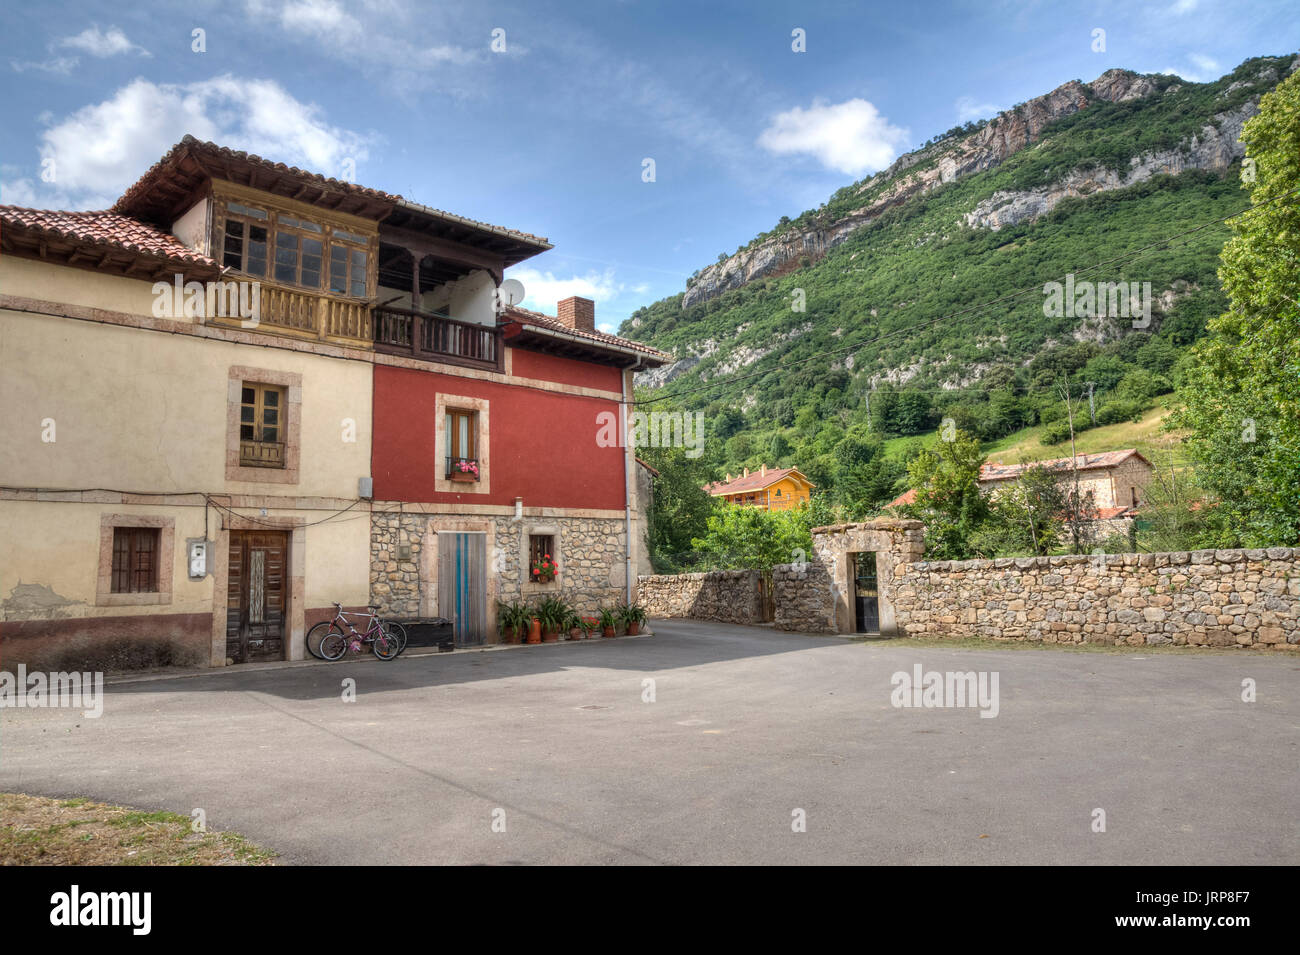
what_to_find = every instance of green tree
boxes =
[638,444,717,573]
[691,505,815,579]
[973,464,1066,556]
[901,429,988,559]
[1171,68,1300,545]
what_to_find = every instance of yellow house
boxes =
[705,466,815,511]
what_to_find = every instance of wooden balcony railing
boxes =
[240,439,286,469]
[373,306,502,371]
[210,283,372,346]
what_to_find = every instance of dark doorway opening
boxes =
[853,551,879,634]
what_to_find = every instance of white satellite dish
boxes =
[498,278,526,307]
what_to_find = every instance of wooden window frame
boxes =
[328,240,369,299]
[434,393,490,495]
[212,189,376,300]
[240,382,287,469]
[222,212,269,278]
[111,526,160,594]
[97,514,174,607]
[445,408,478,480]
[271,218,326,290]
[227,367,302,485]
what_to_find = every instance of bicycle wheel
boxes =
[384,621,408,656]
[318,626,348,661]
[372,625,401,661]
[305,621,336,660]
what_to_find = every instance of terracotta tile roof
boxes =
[886,488,918,509]
[1095,506,1139,520]
[979,449,1149,482]
[705,467,813,496]
[504,305,671,361]
[112,136,551,248]
[0,205,218,270]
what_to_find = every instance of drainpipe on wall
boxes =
[623,359,643,606]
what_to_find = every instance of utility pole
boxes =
[1058,378,1085,554]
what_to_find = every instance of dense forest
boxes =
[625,55,1299,570]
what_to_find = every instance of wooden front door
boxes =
[226,530,289,663]
[438,532,486,647]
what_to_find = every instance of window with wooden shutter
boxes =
[240,383,287,468]
[111,528,160,593]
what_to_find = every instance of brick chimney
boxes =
[557,296,596,332]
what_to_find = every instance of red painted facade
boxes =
[509,348,623,393]
[371,351,627,509]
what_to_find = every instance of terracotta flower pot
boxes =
[569,627,584,641]
[602,626,616,638]
[527,617,542,644]
[542,628,559,643]
[626,622,640,636]
[501,627,518,645]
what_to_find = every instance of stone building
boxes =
[0,136,668,671]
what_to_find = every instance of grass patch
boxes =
[983,400,1188,465]
[0,794,276,866]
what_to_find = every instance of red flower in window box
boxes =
[448,457,479,482]
[531,553,558,583]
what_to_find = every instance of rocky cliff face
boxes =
[681,69,1164,309]
[963,100,1258,230]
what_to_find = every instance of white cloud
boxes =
[757,98,909,176]
[1161,54,1221,83]
[247,0,481,76]
[57,25,149,58]
[10,56,79,74]
[276,0,364,45]
[955,95,1001,123]
[7,76,373,210]
[508,267,630,316]
[1170,0,1198,14]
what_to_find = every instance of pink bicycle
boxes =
[311,603,405,661]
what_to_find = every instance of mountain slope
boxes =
[621,55,1296,510]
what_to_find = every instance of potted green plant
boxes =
[497,600,529,644]
[620,603,648,636]
[537,596,568,643]
[597,606,618,638]
[564,610,585,641]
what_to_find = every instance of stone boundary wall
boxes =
[637,570,762,625]
[892,548,1300,649]
[773,563,837,633]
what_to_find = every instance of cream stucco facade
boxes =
[0,258,372,671]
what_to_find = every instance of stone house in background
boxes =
[977,449,1154,534]
[0,136,667,672]
[887,448,1154,536]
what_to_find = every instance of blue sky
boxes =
[2,0,1296,332]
